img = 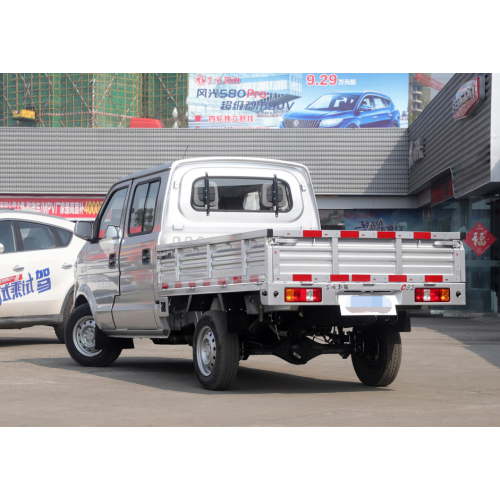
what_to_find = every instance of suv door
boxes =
[357,96,378,128]
[83,184,130,330]
[371,95,391,127]
[15,220,72,318]
[0,220,26,319]
[113,178,163,330]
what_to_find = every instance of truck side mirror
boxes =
[0,243,4,254]
[74,221,94,241]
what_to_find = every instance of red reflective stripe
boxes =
[414,232,431,239]
[293,274,312,281]
[129,226,142,234]
[233,276,242,284]
[188,281,196,288]
[330,274,350,281]
[250,275,259,283]
[218,278,227,285]
[340,231,359,238]
[162,283,169,289]
[377,231,396,239]
[425,275,443,282]
[174,282,182,288]
[203,279,211,286]
[352,274,371,282]
[389,275,407,282]
[303,230,322,238]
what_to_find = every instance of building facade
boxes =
[408,73,499,313]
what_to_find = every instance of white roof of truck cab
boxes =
[113,157,310,187]
[0,209,75,230]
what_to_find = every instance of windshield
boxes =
[307,94,360,111]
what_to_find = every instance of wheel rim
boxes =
[73,315,101,357]
[196,325,216,376]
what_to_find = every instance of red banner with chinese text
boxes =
[0,197,105,219]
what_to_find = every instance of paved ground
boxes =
[1,317,499,426]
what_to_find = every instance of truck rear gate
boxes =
[157,228,466,309]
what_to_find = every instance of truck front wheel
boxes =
[193,311,239,391]
[351,326,402,387]
[64,304,122,367]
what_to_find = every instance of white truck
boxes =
[67,157,466,390]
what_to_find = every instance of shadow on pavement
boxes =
[15,356,388,396]
[411,317,500,370]
[0,336,61,348]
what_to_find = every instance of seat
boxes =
[23,236,41,251]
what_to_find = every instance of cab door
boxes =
[112,178,163,330]
[82,184,130,330]
[0,220,26,319]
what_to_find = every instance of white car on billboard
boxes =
[0,210,85,342]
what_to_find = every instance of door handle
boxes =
[13,265,24,272]
[109,253,117,267]
[142,248,151,262]
[62,263,73,269]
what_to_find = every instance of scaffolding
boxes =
[142,73,188,128]
[1,73,143,127]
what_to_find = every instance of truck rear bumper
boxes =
[261,282,466,309]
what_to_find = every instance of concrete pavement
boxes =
[1,317,499,426]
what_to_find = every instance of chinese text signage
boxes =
[0,197,105,219]
[464,222,497,256]
[431,177,454,206]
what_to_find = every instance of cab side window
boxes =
[0,221,17,254]
[129,181,160,235]
[98,187,129,240]
[18,221,56,251]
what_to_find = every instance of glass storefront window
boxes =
[429,194,500,313]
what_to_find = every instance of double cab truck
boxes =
[67,157,466,390]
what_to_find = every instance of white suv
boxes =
[0,210,85,342]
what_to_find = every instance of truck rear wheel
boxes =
[64,304,122,367]
[351,326,402,387]
[193,311,239,391]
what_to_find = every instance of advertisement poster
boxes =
[0,197,105,219]
[188,73,409,129]
[344,209,424,232]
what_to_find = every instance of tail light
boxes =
[415,288,450,302]
[285,288,322,302]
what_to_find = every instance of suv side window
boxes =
[18,221,56,251]
[360,96,372,109]
[129,180,160,235]
[372,96,387,109]
[54,227,73,247]
[0,220,17,254]
[98,187,129,239]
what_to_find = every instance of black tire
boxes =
[193,311,239,390]
[54,292,73,343]
[352,326,402,387]
[64,304,122,367]
[390,122,399,127]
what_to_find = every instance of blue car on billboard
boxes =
[279,91,400,129]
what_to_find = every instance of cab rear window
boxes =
[191,177,292,213]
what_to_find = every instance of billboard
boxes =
[188,73,409,129]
